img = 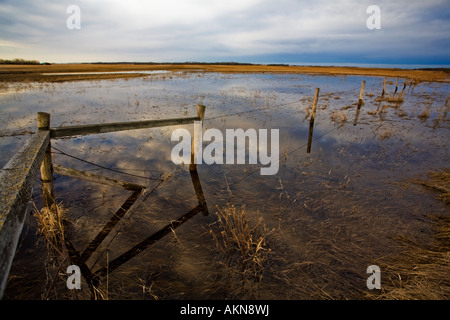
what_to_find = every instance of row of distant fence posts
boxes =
[0,105,207,298]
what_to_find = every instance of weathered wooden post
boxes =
[190,105,206,171]
[381,77,386,97]
[38,112,55,208]
[399,81,407,99]
[189,168,209,216]
[353,81,366,126]
[393,77,399,96]
[353,105,361,126]
[307,88,320,154]
[357,80,366,108]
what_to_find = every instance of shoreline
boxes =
[0,63,449,83]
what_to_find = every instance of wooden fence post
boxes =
[307,88,320,154]
[381,77,386,97]
[393,77,399,96]
[399,81,407,99]
[38,112,55,209]
[190,105,206,171]
[357,80,366,108]
[353,81,366,125]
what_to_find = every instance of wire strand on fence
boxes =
[49,94,338,193]
[51,145,164,182]
[204,99,304,121]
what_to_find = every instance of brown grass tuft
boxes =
[418,109,431,121]
[378,128,392,140]
[411,169,450,204]
[373,214,450,300]
[34,202,68,252]
[373,169,450,299]
[375,95,404,104]
[330,111,347,125]
[210,204,271,298]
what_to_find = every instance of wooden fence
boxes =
[0,105,207,298]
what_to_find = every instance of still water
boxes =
[1,72,449,299]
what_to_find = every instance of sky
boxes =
[0,0,449,65]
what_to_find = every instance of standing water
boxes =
[1,72,449,299]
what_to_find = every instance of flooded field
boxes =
[1,71,449,299]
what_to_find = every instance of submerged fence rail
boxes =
[0,105,206,299]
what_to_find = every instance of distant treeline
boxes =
[417,67,450,74]
[88,61,290,67]
[0,58,41,65]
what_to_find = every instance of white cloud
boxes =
[0,0,448,64]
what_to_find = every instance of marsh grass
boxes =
[210,204,271,298]
[411,169,450,205]
[373,214,450,300]
[375,95,404,104]
[396,109,408,118]
[432,102,449,128]
[378,128,392,140]
[418,109,431,121]
[33,202,68,253]
[373,169,450,299]
[33,200,115,300]
[330,110,347,125]
[4,70,449,300]
[33,202,79,299]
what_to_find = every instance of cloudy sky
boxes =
[0,0,449,65]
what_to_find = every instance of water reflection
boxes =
[1,72,449,299]
[62,166,208,296]
[42,71,171,76]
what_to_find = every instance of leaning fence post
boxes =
[357,80,366,108]
[190,105,206,171]
[393,77,399,96]
[38,112,55,209]
[353,81,366,126]
[197,104,206,122]
[307,88,320,154]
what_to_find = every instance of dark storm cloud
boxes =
[0,0,448,64]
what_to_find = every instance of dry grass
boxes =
[433,105,445,128]
[375,95,405,104]
[34,202,68,253]
[373,169,450,299]
[418,109,431,121]
[396,109,408,117]
[33,202,111,300]
[411,169,450,205]
[378,103,401,115]
[210,204,271,298]
[385,96,405,103]
[378,128,392,140]
[33,202,82,299]
[330,111,347,125]
[1,63,448,82]
[373,214,450,300]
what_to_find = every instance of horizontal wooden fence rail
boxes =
[51,116,200,138]
[0,130,50,298]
